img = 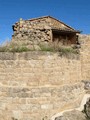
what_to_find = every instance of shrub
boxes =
[58,47,79,55]
[39,44,55,52]
[0,41,80,56]
[0,44,30,52]
[9,46,30,52]
[0,46,9,52]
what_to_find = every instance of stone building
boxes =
[12,16,80,48]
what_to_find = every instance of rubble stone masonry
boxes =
[0,35,89,120]
[12,17,75,49]
[12,17,53,48]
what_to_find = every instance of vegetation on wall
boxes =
[0,42,30,52]
[0,41,80,56]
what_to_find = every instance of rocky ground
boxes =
[55,98,90,120]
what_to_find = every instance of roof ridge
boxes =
[13,15,79,32]
[47,16,75,30]
[26,15,75,30]
[26,15,50,21]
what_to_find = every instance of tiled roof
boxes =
[52,27,81,33]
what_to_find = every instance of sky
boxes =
[0,0,90,44]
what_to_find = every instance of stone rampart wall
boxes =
[79,35,90,80]
[0,35,89,120]
[0,51,84,120]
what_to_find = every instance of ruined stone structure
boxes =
[0,35,90,120]
[12,16,80,49]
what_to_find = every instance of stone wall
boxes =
[0,35,89,120]
[79,35,90,80]
[12,17,52,48]
[12,16,75,49]
[79,35,90,96]
[0,52,84,120]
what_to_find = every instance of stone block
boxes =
[0,52,16,60]
[12,110,23,119]
[41,104,53,110]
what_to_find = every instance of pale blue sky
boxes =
[0,0,90,44]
